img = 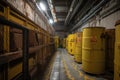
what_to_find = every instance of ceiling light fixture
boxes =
[49,19,54,24]
[39,2,46,11]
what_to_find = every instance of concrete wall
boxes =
[101,10,120,29]
[77,0,120,32]
[78,10,120,31]
[55,32,67,38]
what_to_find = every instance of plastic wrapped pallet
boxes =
[16,0,25,15]
[7,0,25,15]
[25,3,35,21]
[35,13,46,30]
[35,13,42,27]
[7,0,17,8]
[34,13,39,25]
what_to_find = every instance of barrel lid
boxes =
[115,20,120,26]
[105,28,115,31]
[83,27,105,30]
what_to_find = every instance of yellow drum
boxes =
[66,38,68,50]
[82,27,105,74]
[68,34,75,55]
[73,33,77,55]
[54,36,59,49]
[67,34,72,54]
[105,29,115,72]
[114,20,120,80]
[67,35,69,52]
[63,38,66,48]
[74,32,82,63]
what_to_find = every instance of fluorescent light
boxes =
[49,19,53,24]
[40,2,46,11]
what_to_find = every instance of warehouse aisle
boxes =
[62,49,107,80]
[50,49,69,80]
[49,48,113,80]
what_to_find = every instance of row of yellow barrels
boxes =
[66,25,120,80]
[54,36,59,49]
[65,33,82,63]
[71,27,106,74]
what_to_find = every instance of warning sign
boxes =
[91,36,97,42]
[77,38,81,43]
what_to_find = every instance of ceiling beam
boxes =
[55,6,68,12]
[53,0,68,6]
[56,12,67,16]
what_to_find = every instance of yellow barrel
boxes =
[54,36,59,49]
[74,32,82,63]
[66,36,68,51]
[67,34,72,54]
[105,29,115,72]
[82,27,105,74]
[66,38,68,50]
[73,33,77,54]
[68,34,75,55]
[66,36,69,52]
[114,20,120,80]
[63,38,66,48]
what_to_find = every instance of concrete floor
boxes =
[50,48,113,80]
[50,49,69,80]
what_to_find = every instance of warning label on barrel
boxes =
[91,36,97,42]
[77,38,81,42]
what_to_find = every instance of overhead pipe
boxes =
[78,0,99,19]
[100,0,120,19]
[73,7,102,31]
[65,0,76,25]
[68,0,83,24]
[71,0,109,31]
[67,0,96,31]
[65,0,83,26]
[68,0,100,29]
[74,0,93,24]
[66,0,94,31]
